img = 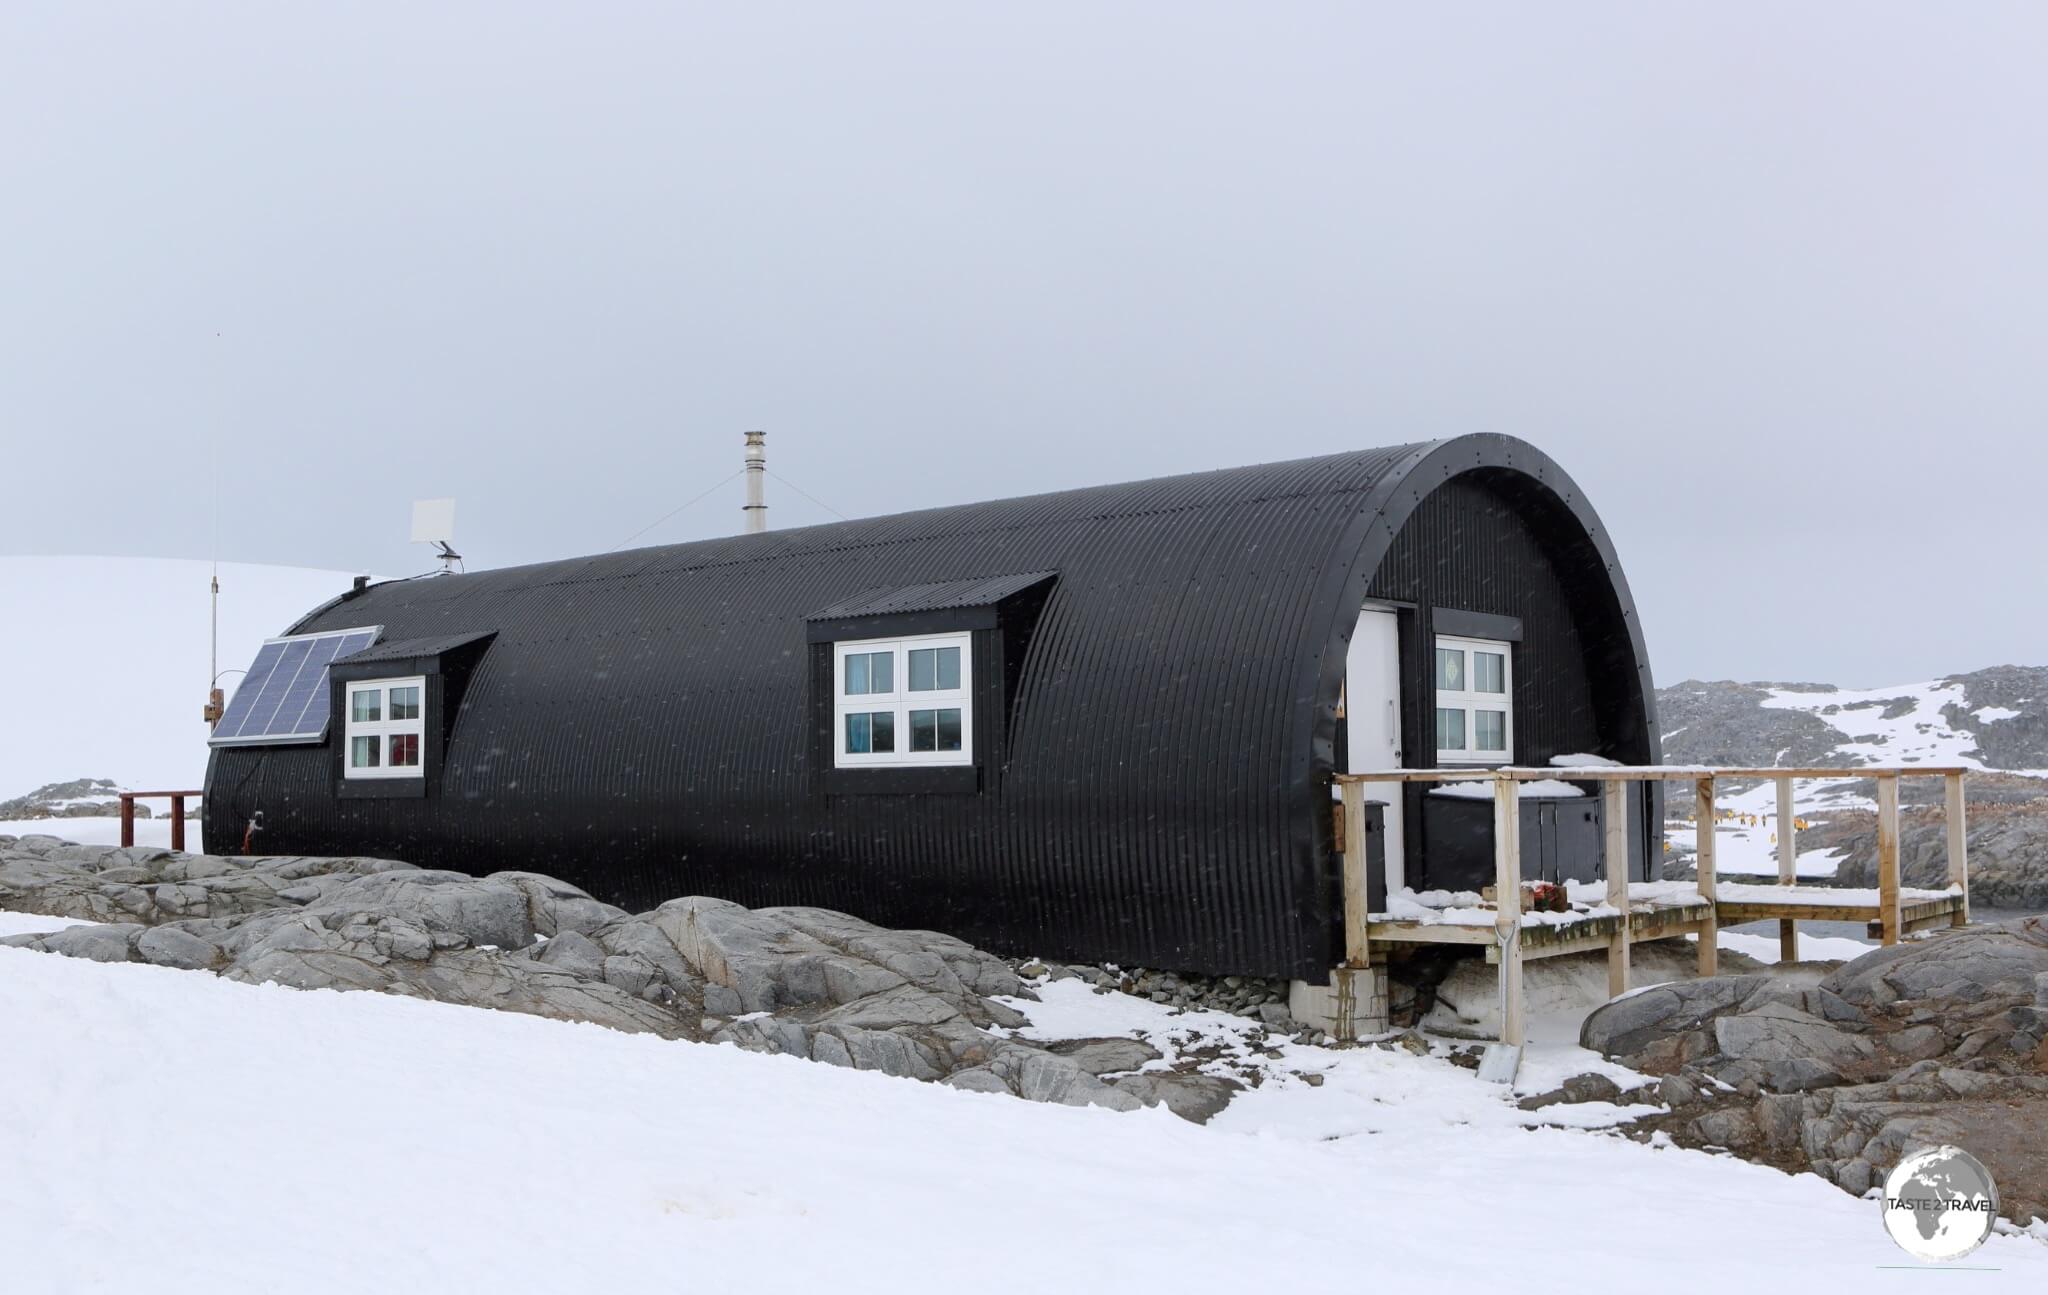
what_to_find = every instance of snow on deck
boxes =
[1715,880,1959,906]
[1375,881,1704,928]
[4,938,2043,1288]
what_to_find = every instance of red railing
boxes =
[117,791,203,852]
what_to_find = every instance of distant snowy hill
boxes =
[1658,667,2048,773]
[0,556,368,801]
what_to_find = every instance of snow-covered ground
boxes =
[0,911,93,939]
[0,816,193,851]
[3,942,2041,1290]
[0,556,367,800]
[1761,680,1990,769]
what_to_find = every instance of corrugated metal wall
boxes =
[204,436,1658,978]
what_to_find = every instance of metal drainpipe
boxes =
[743,430,767,533]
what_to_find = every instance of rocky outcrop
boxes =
[0,835,1234,1121]
[0,778,161,820]
[1817,801,2048,910]
[1577,919,2048,1222]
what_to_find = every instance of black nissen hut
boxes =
[204,434,1660,984]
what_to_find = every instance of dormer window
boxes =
[833,633,972,767]
[344,677,427,779]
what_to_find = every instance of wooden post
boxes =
[1603,778,1630,998]
[1945,772,1969,927]
[1493,774,1525,1048]
[1695,776,1718,977]
[169,794,186,853]
[1340,779,1370,968]
[1877,773,1902,946]
[119,794,135,849]
[1776,775,1797,962]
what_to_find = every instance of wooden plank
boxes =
[1946,771,1969,927]
[1876,774,1901,946]
[1493,776,1525,1048]
[1341,779,1369,967]
[1776,776,1797,962]
[1603,779,1629,998]
[119,794,135,850]
[169,793,185,853]
[1695,776,1717,977]
[1367,922,1495,946]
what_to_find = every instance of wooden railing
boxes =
[117,790,203,852]
[1332,766,1970,1052]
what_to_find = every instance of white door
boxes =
[1345,605,1406,891]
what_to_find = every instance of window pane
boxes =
[1436,707,1466,751]
[351,690,381,723]
[935,646,960,690]
[389,686,421,720]
[844,653,870,696]
[351,735,381,768]
[1474,652,1506,694]
[869,652,892,694]
[870,710,894,752]
[1435,647,1465,692]
[389,734,420,767]
[935,708,962,751]
[909,648,936,692]
[845,712,871,754]
[1474,709,1507,752]
[909,709,937,752]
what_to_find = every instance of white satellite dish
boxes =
[411,498,462,572]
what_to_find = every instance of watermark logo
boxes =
[1881,1145,1998,1263]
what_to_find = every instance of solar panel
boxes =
[209,627,382,745]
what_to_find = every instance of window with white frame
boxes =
[344,677,426,779]
[833,632,972,767]
[1434,635,1512,763]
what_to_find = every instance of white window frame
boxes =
[1434,634,1513,764]
[343,676,427,780]
[832,632,973,768]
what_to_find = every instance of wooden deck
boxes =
[1331,764,1975,1076]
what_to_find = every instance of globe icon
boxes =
[1881,1145,1999,1262]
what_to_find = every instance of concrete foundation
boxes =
[1289,966,1390,1041]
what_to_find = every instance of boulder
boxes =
[1113,1072,1242,1123]
[136,925,221,971]
[1823,918,2048,1006]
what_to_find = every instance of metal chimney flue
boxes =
[743,430,767,533]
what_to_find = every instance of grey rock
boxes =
[536,929,606,979]
[1887,1024,1947,1061]
[1257,1002,1294,1030]
[1836,1157,1874,1196]
[1114,1072,1242,1123]
[1823,920,2048,1007]
[1048,1037,1163,1076]
[1765,1056,1845,1093]
[1712,1005,1875,1068]
[998,1049,1145,1112]
[136,925,220,970]
[1657,1075,1702,1108]
[1579,975,1775,1058]
[1693,1107,1759,1148]
[601,954,657,998]
[1755,1094,1805,1148]
[942,1067,1013,1095]
[42,923,141,963]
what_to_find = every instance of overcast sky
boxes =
[3,3,2041,685]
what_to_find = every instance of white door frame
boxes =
[1345,602,1406,893]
